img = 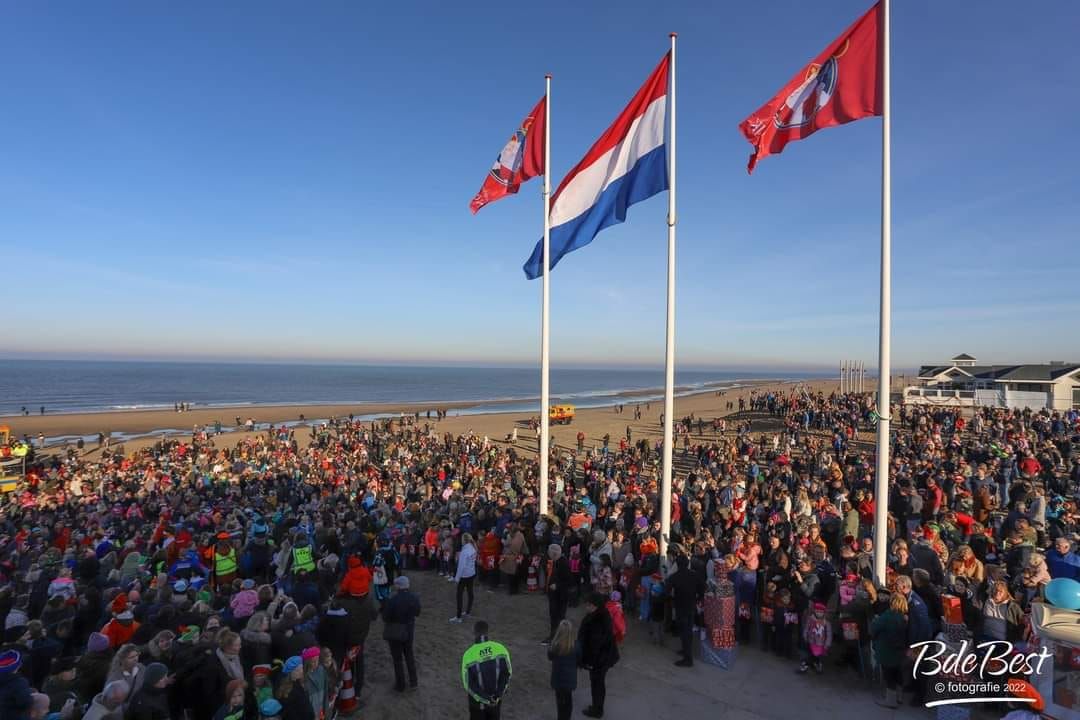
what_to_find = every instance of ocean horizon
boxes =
[0,359,831,417]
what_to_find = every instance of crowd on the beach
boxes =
[1,389,1079,720]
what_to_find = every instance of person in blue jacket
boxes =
[1047,537,1080,581]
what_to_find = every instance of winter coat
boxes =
[303,664,328,718]
[870,609,908,669]
[240,629,272,672]
[499,531,526,575]
[183,649,233,720]
[230,590,259,620]
[126,684,171,720]
[0,670,33,720]
[316,607,350,666]
[577,606,619,671]
[547,557,573,600]
[81,692,125,720]
[337,557,371,598]
[279,682,313,720]
[547,646,579,691]
[381,590,421,643]
[75,649,113,704]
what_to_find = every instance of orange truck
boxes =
[548,405,575,425]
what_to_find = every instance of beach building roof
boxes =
[918,362,1080,384]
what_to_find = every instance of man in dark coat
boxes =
[381,576,421,693]
[665,554,704,667]
[125,663,171,720]
[544,544,573,645]
[74,633,113,705]
[329,591,376,696]
[577,593,618,719]
[0,649,33,720]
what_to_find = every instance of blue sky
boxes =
[2,0,1077,371]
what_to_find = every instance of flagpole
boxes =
[540,74,552,517]
[660,33,677,558]
[873,0,892,586]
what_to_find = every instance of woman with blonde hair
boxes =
[106,643,146,699]
[871,593,909,708]
[547,619,579,720]
[982,580,1024,642]
[450,532,477,623]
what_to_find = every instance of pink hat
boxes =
[301,646,321,661]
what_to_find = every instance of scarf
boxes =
[216,648,244,681]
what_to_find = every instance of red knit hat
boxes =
[111,593,128,614]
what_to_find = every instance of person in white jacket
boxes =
[450,533,478,623]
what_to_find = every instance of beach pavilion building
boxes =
[905,354,1080,411]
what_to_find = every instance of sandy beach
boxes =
[8,379,844,456]
[348,569,917,720]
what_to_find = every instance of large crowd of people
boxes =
[1,389,1078,719]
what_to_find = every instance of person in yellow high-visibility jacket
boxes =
[214,532,238,589]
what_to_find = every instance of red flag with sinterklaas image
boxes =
[470,96,546,213]
[739,1,882,173]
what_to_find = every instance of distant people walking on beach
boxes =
[462,621,512,720]
[40,406,45,415]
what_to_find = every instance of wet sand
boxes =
[15,379,849,457]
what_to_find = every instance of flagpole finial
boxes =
[545,73,552,79]
[669,32,677,38]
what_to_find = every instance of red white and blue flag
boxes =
[523,54,669,279]
[470,97,546,214]
[739,2,882,173]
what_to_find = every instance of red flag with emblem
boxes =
[470,97,546,213]
[739,2,882,173]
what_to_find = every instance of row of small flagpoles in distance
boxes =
[841,360,867,395]
[468,1,891,583]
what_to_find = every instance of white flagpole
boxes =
[660,33,677,557]
[873,0,892,585]
[540,74,552,517]
[840,361,844,394]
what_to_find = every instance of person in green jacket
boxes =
[871,593,909,709]
[461,621,511,719]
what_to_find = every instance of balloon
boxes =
[1045,577,1080,610]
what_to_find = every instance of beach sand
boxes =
[352,569,911,720]
[10,377,910,719]
[9,379,845,456]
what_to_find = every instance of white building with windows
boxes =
[905,354,1080,410]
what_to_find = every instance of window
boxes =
[1074,387,1080,409]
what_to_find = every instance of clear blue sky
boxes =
[2,0,1077,371]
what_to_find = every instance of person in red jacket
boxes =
[339,555,372,598]
[1019,453,1042,478]
[857,492,876,531]
[100,605,139,649]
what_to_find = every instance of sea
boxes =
[0,359,828,418]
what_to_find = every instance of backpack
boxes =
[372,553,388,586]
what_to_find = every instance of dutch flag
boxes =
[523,53,670,279]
